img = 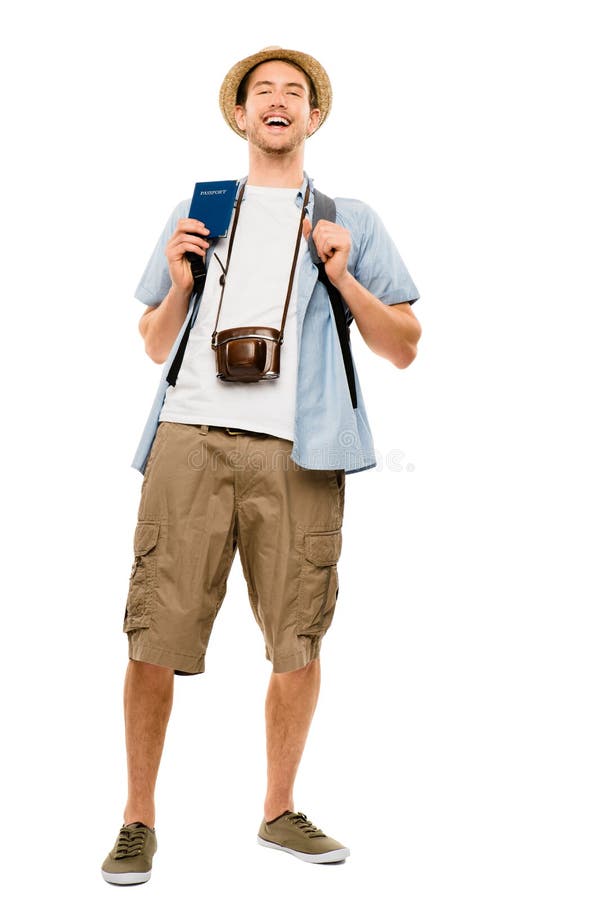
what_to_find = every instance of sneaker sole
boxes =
[101,869,152,885]
[257,836,349,864]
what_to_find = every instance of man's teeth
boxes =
[266,117,290,126]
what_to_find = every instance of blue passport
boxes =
[188,180,238,239]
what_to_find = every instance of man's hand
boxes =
[303,217,352,288]
[139,218,210,364]
[166,218,211,292]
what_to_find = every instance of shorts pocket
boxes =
[297,529,342,637]
[141,424,168,484]
[328,469,346,518]
[123,521,160,632]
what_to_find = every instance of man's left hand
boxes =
[304,218,352,288]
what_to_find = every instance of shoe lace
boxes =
[286,811,326,839]
[114,823,148,859]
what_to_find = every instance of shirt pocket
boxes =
[123,521,161,632]
[297,529,343,637]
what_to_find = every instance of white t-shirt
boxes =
[159,185,307,439]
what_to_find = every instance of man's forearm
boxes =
[334,272,421,368]
[140,284,193,364]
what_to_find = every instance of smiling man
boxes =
[101,46,421,884]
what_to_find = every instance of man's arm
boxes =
[331,274,421,368]
[307,217,422,369]
[138,217,210,364]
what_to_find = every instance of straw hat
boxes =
[219,46,332,140]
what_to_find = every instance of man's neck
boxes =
[245,147,305,188]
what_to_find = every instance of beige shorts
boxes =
[123,422,345,675]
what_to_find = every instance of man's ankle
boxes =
[123,810,155,829]
[264,803,293,823]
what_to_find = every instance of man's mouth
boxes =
[263,115,291,131]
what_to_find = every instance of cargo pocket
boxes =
[123,521,160,632]
[297,529,343,637]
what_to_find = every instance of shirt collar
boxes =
[236,172,314,211]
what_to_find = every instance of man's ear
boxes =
[234,104,247,133]
[307,108,321,136]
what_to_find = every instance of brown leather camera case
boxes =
[214,326,281,382]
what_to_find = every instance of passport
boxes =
[188,180,238,239]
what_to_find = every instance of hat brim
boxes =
[219,46,332,140]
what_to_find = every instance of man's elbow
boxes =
[393,345,418,369]
[140,328,167,365]
[393,325,422,369]
[139,308,167,364]
[144,339,168,365]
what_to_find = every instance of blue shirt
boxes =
[131,173,419,476]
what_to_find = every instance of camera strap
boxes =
[210,180,311,347]
[167,183,358,411]
[167,184,246,388]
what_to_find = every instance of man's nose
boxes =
[269,88,288,107]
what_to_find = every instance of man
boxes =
[101,46,421,884]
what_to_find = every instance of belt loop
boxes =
[199,424,209,435]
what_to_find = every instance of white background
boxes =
[1,1,599,898]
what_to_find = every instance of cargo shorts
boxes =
[123,422,345,675]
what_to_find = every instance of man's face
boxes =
[234,60,321,155]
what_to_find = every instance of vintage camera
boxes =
[212,326,282,382]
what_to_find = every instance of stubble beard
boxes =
[244,119,308,156]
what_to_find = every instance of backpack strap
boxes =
[166,262,205,387]
[309,189,358,409]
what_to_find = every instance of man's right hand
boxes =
[165,218,211,292]
[140,218,211,364]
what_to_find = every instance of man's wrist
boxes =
[168,282,193,304]
[329,269,355,294]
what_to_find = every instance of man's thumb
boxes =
[302,216,312,243]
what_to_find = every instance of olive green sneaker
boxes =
[257,810,350,863]
[101,821,157,885]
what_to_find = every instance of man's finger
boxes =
[177,218,211,234]
[177,242,206,257]
[169,233,210,250]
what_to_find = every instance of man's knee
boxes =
[274,659,319,679]
[127,659,174,680]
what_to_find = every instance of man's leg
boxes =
[122,659,174,828]
[263,659,321,821]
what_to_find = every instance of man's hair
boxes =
[236,58,319,110]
